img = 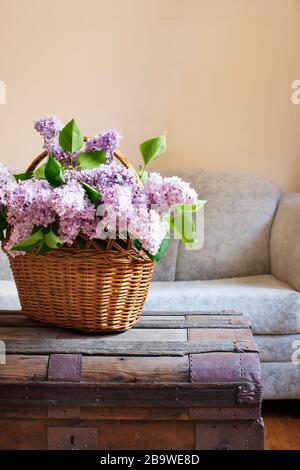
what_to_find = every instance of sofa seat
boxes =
[0,281,21,310]
[144,275,300,335]
[1,275,300,335]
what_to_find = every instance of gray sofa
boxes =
[0,169,299,399]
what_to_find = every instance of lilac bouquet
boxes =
[0,116,204,261]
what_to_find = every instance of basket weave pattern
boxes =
[8,149,154,332]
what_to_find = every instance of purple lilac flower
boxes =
[6,179,55,228]
[0,163,16,208]
[34,115,78,165]
[4,178,55,253]
[51,179,97,244]
[34,116,62,141]
[5,222,33,257]
[85,129,122,163]
[43,138,78,165]
[66,163,138,194]
[144,172,198,214]
[51,179,86,216]
[58,207,97,245]
[101,186,132,211]
[129,207,168,255]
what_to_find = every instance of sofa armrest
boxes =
[270,193,300,291]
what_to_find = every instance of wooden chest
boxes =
[0,309,264,450]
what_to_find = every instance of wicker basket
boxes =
[7,148,154,332]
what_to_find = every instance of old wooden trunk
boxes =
[0,309,264,450]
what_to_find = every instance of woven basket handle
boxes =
[26,139,141,184]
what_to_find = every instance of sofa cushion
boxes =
[270,193,300,292]
[152,240,179,281]
[261,362,300,400]
[0,251,13,281]
[171,169,281,280]
[144,275,300,335]
[255,334,300,362]
[0,280,21,309]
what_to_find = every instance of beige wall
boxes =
[0,0,300,191]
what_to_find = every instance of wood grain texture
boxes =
[263,400,300,450]
[0,327,187,341]
[0,327,59,339]
[93,420,195,450]
[0,355,189,382]
[0,404,298,450]
[0,405,259,421]
[188,328,254,341]
[0,419,195,450]
[0,314,249,329]
[142,310,243,316]
[195,419,264,450]
[4,339,257,356]
[0,382,239,408]
[0,309,243,317]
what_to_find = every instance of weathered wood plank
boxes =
[0,309,243,317]
[0,405,260,421]
[4,339,258,356]
[143,310,243,316]
[0,315,40,327]
[0,355,189,383]
[0,327,59,339]
[81,356,189,382]
[138,319,249,329]
[0,315,249,330]
[0,327,187,342]
[0,419,195,450]
[58,328,187,341]
[0,382,240,409]
[188,328,254,342]
[141,315,185,320]
[185,315,249,326]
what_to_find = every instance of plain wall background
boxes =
[0,0,300,191]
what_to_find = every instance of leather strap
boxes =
[48,354,82,382]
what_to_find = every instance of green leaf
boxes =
[11,230,43,252]
[59,119,84,153]
[78,151,106,170]
[33,163,47,179]
[150,236,170,262]
[80,181,101,204]
[169,212,197,245]
[44,156,65,188]
[32,225,42,234]
[132,239,142,251]
[0,211,8,242]
[139,169,149,185]
[139,134,166,167]
[14,173,32,182]
[133,237,170,262]
[175,200,207,213]
[35,242,52,256]
[43,227,63,249]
